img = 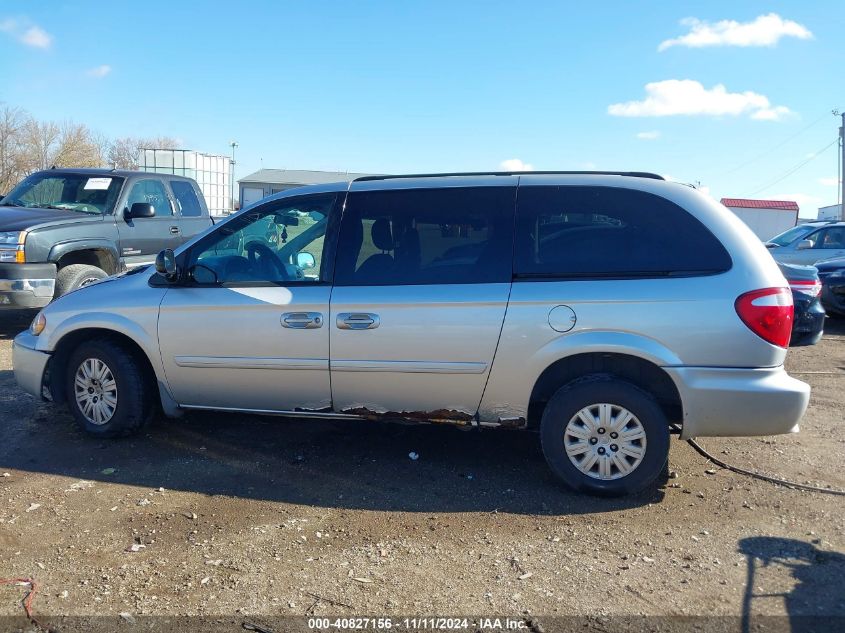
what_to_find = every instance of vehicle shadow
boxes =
[0,377,664,515]
[0,310,35,340]
[739,536,845,632]
[823,315,845,336]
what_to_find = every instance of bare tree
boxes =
[22,118,61,172]
[107,135,180,169]
[50,122,105,168]
[0,104,28,194]
[1,101,183,193]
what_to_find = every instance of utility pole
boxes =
[836,110,845,215]
[229,141,238,214]
[840,111,845,217]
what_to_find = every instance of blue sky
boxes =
[1,1,842,217]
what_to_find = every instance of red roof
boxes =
[720,198,799,211]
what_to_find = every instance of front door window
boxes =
[186,194,336,285]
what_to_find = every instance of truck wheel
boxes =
[65,339,153,437]
[55,264,108,297]
[540,377,669,497]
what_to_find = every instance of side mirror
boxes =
[126,202,155,219]
[155,249,178,281]
[296,251,316,270]
[796,239,813,251]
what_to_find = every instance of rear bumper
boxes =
[12,331,51,399]
[0,263,56,309]
[665,366,810,439]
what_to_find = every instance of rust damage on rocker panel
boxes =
[341,407,475,426]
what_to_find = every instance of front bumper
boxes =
[665,366,810,439]
[0,263,56,309]
[13,331,51,399]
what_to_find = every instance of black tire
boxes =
[540,377,670,497]
[65,339,153,437]
[55,264,108,297]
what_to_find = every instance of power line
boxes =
[744,138,838,196]
[717,110,832,177]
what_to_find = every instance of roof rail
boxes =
[353,170,665,183]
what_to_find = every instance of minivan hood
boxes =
[0,206,104,232]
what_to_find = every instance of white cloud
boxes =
[819,177,839,187]
[636,130,661,140]
[608,79,791,121]
[21,25,51,48]
[500,158,534,172]
[0,18,52,49]
[659,13,813,51]
[86,64,112,78]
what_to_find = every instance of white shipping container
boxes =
[138,148,233,216]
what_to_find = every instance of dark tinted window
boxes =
[170,180,203,217]
[334,187,515,285]
[514,186,731,277]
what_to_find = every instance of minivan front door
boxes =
[329,181,517,421]
[157,191,341,412]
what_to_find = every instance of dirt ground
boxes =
[0,309,843,632]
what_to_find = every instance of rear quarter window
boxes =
[170,180,204,217]
[514,186,732,278]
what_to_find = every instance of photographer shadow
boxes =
[739,536,845,632]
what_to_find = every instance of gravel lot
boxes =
[0,310,843,632]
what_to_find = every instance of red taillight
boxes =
[788,279,822,298]
[735,287,794,348]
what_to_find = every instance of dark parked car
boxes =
[778,262,825,346]
[815,256,845,317]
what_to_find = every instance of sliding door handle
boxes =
[336,313,380,330]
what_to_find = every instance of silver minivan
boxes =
[13,172,810,496]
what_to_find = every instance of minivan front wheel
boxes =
[540,378,669,496]
[65,340,152,437]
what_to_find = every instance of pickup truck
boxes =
[0,168,213,309]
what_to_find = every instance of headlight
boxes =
[30,311,46,336]
[0,231,24,244]
[0,231,25,263]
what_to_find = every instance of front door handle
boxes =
[170,226,181,235]
[281,312,323,329]
[337,312,380,330]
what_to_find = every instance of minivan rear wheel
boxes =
[65,340,152,437]
[540,377,669,497]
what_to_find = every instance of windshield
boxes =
[0,172,125,214]
[768,225,815,247]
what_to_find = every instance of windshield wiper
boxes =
[0,201,21,207]
[39,205,100,214]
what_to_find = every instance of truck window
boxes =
[170,180,203,217]
[125,180,172,216]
